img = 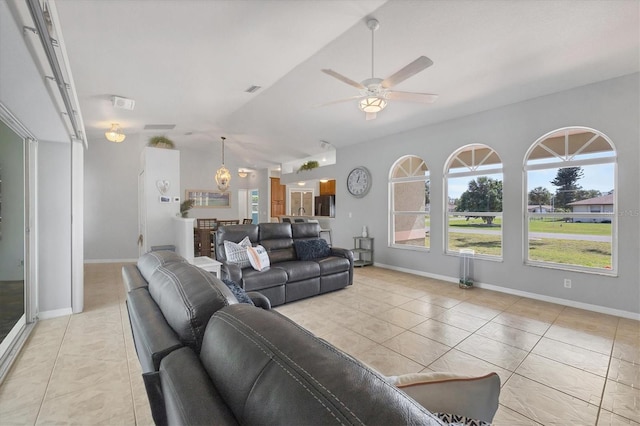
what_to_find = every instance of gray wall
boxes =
[81,73,638,314]
[331,73,639,315]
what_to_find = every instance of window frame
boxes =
[523,126,618,275]
[388,155,430,251]
[444,144,504,260]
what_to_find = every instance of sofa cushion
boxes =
[241,267,288,292]
[224,236,252,268]
[137,250,187,282]
[272,260,321,282]
[215,225,259,261]
[199,304,443,425]
[222,279,254,306]
[246,245,270,271]
[291,222,320,239]
[148,262,239,353]
[294,239,331,260]
[315,256,350,275]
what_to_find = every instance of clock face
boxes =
[347,167,371,198]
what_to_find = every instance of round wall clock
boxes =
[347,166,372,198]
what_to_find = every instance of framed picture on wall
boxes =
[185,190,231,208]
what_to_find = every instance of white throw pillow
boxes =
[389,372,500,424]
[224,236,252,269]
[247,245,270,272]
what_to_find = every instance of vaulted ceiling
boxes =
[49,0,638,170]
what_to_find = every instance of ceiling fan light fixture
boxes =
[105,123,126,143]
[358,96,387,113]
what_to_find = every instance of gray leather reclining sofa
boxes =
[123,251,446,425]
[215,222,354,306]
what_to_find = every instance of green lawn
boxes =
[528,238,612,268]
[447,217,611,236]
[446,232,611,268]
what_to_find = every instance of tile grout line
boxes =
[33,315,71,426]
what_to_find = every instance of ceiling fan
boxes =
[321,18,438,120]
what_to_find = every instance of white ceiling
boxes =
[52,0,639,170]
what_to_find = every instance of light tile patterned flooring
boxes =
[0,263,638,425]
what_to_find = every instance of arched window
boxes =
[524,127,616,273]
[444,144,503,258]
[389,156,430,249]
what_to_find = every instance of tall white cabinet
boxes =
[139,147,180,254]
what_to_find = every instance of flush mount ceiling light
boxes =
[105,123,126,143]
[215,136,231,192]
[238,169,248,178]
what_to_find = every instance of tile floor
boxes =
[0,263,638,425]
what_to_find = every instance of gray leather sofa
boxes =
[215,222,353,306]
[123,251,445,425]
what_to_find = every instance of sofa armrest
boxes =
[122,264,148,293]
[330,247,354,285]
[330,247,354,263]
[160,347,238,426]
[246,291,271,310]
[126,288,183,372]
[220,261,243,283]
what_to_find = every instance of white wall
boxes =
[84,134,142,260]
[84,138,273,260]
[332,73,639,315]
[38,141,72,315]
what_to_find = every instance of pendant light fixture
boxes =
[105,123,126,143]
[215,136,231,192]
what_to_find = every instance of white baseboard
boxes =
[84,258,137,264]
[38,307,73,320]
[374,262,640,321]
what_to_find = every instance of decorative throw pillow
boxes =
[294,239,331,261]
[221,279,254,306]
[224,236,252,268]
[389,372,500,424]
[247,245,270,271]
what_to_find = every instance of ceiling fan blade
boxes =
[314,95,364,108]
[381,56,434,88]
[321,69,365,89]
[387,91,438,103]
[365,112,377,121]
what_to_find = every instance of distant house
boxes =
[567,194,614,222]
[527,204,552,213]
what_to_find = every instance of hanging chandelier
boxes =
[215,136,231,192]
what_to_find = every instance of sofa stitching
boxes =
[215,310,364,426]
[217,309,441,422]
[155,266,199,347]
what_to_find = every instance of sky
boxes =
[447,164,614,200]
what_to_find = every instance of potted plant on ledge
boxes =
[297,160,319,173]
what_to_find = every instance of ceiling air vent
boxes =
[245,85,261,93]
[111,96,135,110]
[143,124,176,130]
